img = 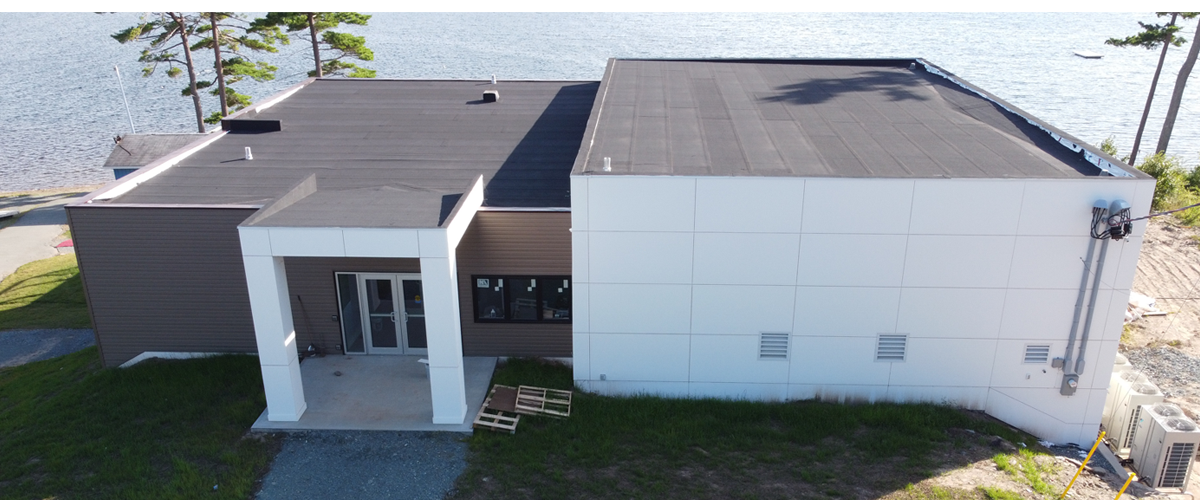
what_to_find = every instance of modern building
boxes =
[67,58,1154,444]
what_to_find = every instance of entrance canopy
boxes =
[238,175,484,425]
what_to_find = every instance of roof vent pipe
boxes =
[245,147,253,161]
[491,74,497,84]
[603,157,611,172]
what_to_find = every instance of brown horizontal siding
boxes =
[456,211,572,357]
[283,257,420,353]
[66,206,260,367]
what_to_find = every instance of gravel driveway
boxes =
[0,328,95,368]
[256,431,469,500]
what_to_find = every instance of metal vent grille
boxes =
[759,333,789,360]
[1123,406,1144,449]
[1157,442,1195,488]
[876,334,907,362]
[1166,417,1197,432]
[1152,404,1184,417]
[1023,345,1050,364]
[1133,383,1160,395]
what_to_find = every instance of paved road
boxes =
[256,431,468,500]
[0,191,84,281]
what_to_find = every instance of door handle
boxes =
[391,311,398,322]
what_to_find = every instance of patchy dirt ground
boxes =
[883,430,1162,500]
[886,218,1200,499]
[1119,217,1200,496]
[1129,218,1200,356]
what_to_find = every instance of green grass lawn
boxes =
[452,359,1036,500]
[0,348,279,499]
[0,254,91,330]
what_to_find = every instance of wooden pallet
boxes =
[473,385,521,433]
[514,385,573,418]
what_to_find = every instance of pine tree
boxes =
[1156,14,1200,155]
[191,13,289,124]
[112,12,207,133]
[1106,13,1185,165]
[252,13,376,78]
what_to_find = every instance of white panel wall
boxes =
[572,174,1156,445]
[693,233,799,285]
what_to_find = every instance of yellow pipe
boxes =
[1061,431,1106,499]
[1114,473,1136,500]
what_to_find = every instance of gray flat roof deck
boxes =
[109,79,599,227]
[575,59,1142,179]
[104,133,205,168]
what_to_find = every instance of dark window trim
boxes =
[471,275,572,324]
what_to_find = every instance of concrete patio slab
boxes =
[251,355,496,433]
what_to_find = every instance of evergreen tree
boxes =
[1156,14,1200,155]
[112,12,207,133]
[252,13,375,78]
[191,13,288,124]
[1106,13,1185,165]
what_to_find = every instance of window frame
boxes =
[470,275,572,324]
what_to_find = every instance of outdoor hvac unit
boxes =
[1103,371,1150,436]
[1128,403,1200,491]
[1109,379,1165,455]
[1112,353,1133,374]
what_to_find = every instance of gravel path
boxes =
[0,329,95,368]
[255,431,468,500]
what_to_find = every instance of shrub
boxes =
[1137,153,1189,211]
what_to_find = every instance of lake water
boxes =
[1,12,1197,192]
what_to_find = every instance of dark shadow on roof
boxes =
[484,82,600,208]
[761,70,931,106]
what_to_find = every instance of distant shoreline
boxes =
[0,185,105,198]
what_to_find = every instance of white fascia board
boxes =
[268,227,347,257]
[238,227,273,257]
[343,228,421,258]
[444,175,485,251]
[89,132,226,202]
[245,226,424,259]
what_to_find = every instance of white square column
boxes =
[242,254,306,421]
[421,251,468,424]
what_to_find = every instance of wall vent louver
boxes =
[876,334,907,362]
[1023,345,1050,364]
[759,333,789,360]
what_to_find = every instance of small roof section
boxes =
[103,134,205,168]
[575,59,1140,179]
[108,78,599,227]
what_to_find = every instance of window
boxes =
[472,276,571,323]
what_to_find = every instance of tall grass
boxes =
[453,359,1033,499]
[0,348,276,499]
[0,254,91,330]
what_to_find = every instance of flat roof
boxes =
[104,133,205,168]
[574,59,1142,179]
[108,79,599,227]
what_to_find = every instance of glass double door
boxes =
[336,273,427,355]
